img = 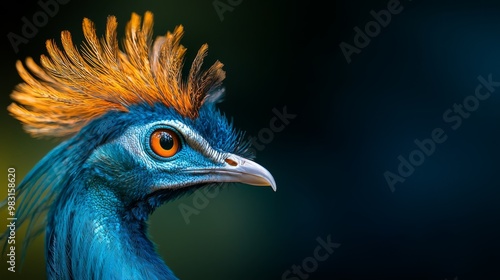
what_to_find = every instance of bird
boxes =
[1,11,276,280]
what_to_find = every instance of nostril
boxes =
[225,158,238,166]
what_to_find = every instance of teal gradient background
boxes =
[2,0,500,279]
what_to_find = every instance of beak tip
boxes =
[270,181,277,192]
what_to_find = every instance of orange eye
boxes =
[150,129,181,158]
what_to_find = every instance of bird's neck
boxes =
[46,176,177,280]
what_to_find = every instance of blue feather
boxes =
[1,101,252,279]
[2,11,276,279]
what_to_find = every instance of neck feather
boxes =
[46,174,178,280]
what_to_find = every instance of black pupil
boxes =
[159,131,174,150]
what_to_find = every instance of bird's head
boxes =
[79,100,275,219]
[7,11,275,223]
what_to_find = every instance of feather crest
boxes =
[8,11,226,138]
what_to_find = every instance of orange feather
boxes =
[8,11,226,138]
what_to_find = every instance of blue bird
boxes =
[1,11,276,279]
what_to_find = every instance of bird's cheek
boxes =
[148,173,198,190]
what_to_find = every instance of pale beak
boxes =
[188,154,277,191]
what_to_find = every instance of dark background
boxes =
[1,0,500,279]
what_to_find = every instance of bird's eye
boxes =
[150,129,181,158]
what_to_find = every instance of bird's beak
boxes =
[222,154,277,191]
[188,154,277,191]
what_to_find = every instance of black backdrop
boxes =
[2,0,500,279]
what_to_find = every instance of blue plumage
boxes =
[1,12,275,279]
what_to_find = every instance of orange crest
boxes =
[8,11,226,138]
